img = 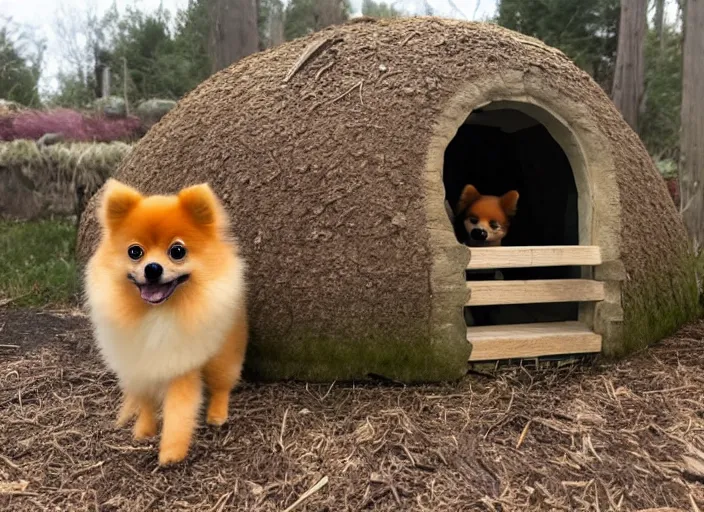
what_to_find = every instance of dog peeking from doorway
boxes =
[446,184,520,327]
[451,185,519,247]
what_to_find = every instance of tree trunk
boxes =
[611,0,647,130]
[655,0,666,44]
[93,44,103,100]
[680,0,704,250]
[208,0,259,73]
[313,0,346,30]
[268,4,285,48]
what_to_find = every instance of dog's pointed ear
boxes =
[99,179,142,230]
[457,185,481,214]
[178,183,228,228]
[500,190,519,217]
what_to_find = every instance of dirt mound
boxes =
[76,18,699,381]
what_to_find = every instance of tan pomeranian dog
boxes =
[84,179,247,466]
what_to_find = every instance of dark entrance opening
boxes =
[443,105,581,326]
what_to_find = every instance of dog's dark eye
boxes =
[128,245,144,261]
[469,217,479,224]
[489,221,500,230]
[169,243,187,261]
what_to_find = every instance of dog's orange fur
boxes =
[86,179,247,466]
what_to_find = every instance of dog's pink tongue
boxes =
[140,284,170,303]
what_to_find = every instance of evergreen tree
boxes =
[640,23,683,161]
[284,0,350,40]
[51,2,213,107]
[361,0,402,18]
[497,0,619,89]
[0,27,43,107]
[259,0,286,49]
[173,0,211,91]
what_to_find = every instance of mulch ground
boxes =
[1,309,703,511]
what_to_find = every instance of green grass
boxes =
[0,220,79,307]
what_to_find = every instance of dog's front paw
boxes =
[206,392,229,427]
[133,420,157,440]
[115,396,137,427]
[132,406,158,440]
[158,443,189,466]
[206,410,227,427]
[115,411,134,428]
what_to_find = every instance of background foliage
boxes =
[0,0,686,172]
[0,18,44,108]
[497,0,683,171]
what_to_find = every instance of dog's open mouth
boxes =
[134,275,190,304]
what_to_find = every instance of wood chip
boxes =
[516,419,531,449]
[635,508,687,512]
[681,455,704,482]
[0,480,29,494]
[282,476,328,512]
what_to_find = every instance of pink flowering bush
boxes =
[0,109,142,142]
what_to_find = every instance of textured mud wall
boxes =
[77,18,698,381]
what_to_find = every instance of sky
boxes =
[0,0,680,94]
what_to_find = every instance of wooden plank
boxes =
[467,246,602,270]
[467,279,605,306]
[467,321,602,361]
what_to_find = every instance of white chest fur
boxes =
[86,264,245,396]
[93,309,221,394]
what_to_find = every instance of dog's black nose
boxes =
[144,263,163,283]
[470,228,488,241]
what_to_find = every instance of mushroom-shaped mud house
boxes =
[77,17,700,383]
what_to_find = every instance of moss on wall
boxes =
[243,322,470,383]
[612,252,701,358]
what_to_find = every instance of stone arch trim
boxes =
[424,71,624,358]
